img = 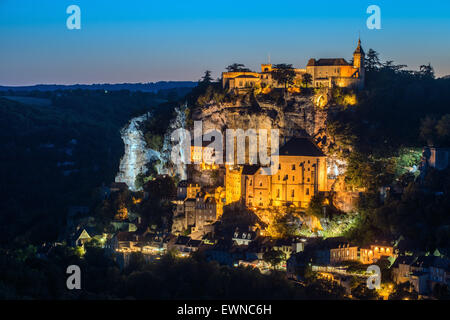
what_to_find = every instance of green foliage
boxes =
[196,84,227,106]
[347,167,450,250]
[345,153,396,191]
[263,249,286,269]
[226,63,251,72]
[0,90,169,246]
[420,113,450,147]
[351,282,380,300]
[271,64,296,90]
[388,282,418,300]
[137,175,176,228]
[302,73,313,88]
[0,247,345,299]
[306,194,326,219]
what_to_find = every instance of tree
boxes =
[388,282,418,300]
[226,63,251,72]
[365,49,382,72]
[263,249,286,270]
[351,282,380,300]
[419,63,435,80]
[382,60,407,73]
[306,194,326,219]
[302,73,313,88]
[420,116,437,146]
[200,70,213,85]
[271,64,296,91]
[436,114,450,143]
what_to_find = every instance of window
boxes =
[292,176,295,181]
[306,188,309,195]
[292,164,295,170]
[249,179,252,186]
[278,164,281,170]
[277,189,280,198]
[278,175,280,181]
[259,182,262,186]
[291,190,295,197]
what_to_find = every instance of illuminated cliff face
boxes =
[115,113,160,191]
[157,104,188,179]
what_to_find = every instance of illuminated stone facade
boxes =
[190,140,217,170]
[222,39,365,91]
[226,137,328,208]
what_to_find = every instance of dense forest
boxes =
[329,49,450,251]
[0,88,184,247]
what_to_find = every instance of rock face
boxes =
[193,94,329,149]
[192,92,356,213]
[115,113,160,191]
[157,104,188,179]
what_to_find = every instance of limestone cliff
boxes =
[192,91,355,213]
[193,95,328,145]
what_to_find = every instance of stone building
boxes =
[172,181,221,235]
[225,137,328,209]
[222,39,365,91]
[330,243,359,265]
[190,139,217,170]
[392,255,450,296]
[359,244,394,264]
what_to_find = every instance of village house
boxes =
[172,181,223,235]
[392,255,450,296]
[231,227,258,246]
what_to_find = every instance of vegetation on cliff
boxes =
[328,49,450,249]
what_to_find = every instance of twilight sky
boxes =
[0,0,449,86]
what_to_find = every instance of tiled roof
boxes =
[307,58,351,67]
[242,165,260,175]
[278,137,325,157]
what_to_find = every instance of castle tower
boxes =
[353,38,365,77]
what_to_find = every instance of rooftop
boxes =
[278,137,325,157]
[307,58,351,67]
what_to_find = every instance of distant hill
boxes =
[0,81,198,92]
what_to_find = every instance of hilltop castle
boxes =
[222,39,365,91]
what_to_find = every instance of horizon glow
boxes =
[1,0,449,86]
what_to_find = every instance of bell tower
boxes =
[353,38,365,76]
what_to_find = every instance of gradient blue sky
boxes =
[0,0,449,85]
